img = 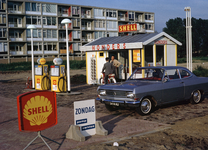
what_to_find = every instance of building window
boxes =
[0,42,7,52]
[44,42,57,51]
[26,29,42,38]
[129,12,134,20]
[25,2,41,12]
[94,9,105,17]
[145,23,154,30]
[0,28,6,38]
[43,29,57,38]
[94,20,105,28]
[27,42,42,51]
[106,10,117,18]
[0,14,6,24]
[72,6,80,15]
[72,31,80,39]
[107,21,117,30]
[72,18,80,27]
[94,31,105,39]
[145,13,154,21]
[108,32,117,37]
[26,16,41,25]
[42,4,56,13]
[73,43,81,51]
[42,17,56,26]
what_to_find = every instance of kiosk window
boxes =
[99,51,104,58]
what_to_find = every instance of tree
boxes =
[163,18,186,58]
[163,17,208,58]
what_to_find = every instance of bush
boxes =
[0,60,86,72]
[178,58,186,63]
[193,65,208,77]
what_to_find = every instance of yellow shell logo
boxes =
[40,58,46,65]
[23,96,52,126]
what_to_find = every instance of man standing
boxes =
[102,57,113,84]
[110,55,121,79]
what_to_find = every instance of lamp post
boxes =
[184,7,192,72]
[27,25,36,89]
[61,19,72,92]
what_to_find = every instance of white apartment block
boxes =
[0,0,154,62]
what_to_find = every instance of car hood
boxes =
[98,80,159,91]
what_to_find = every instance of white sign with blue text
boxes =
[74,99,96,136]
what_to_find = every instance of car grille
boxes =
[106,90,126,97]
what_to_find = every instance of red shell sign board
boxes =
[17,90,57,132]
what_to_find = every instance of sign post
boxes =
[17,90,58,150]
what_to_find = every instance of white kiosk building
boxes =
[80,32,182,85]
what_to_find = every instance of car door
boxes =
[161,69,185,103]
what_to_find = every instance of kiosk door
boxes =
[109,51,128,80]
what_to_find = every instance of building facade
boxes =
[0,0,154,63]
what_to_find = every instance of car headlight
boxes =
[99,90,106,96]
[126,92,134,98]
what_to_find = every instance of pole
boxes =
[31,29,35,89]
[65,23,70,92]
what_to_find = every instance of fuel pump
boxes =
[34,58,50,90]
[50,58,66,93]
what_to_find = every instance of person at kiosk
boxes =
[110,55,121,79]
[102,57,114,84]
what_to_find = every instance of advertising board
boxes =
[74,99,96,136]
[17,90,57,132]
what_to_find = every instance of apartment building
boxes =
[0,0,154,62]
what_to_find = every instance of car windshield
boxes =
[128,68,164,81]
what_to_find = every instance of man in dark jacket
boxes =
[102,57,113,84]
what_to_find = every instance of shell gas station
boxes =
[80,24,182,85]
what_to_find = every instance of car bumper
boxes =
[96,97,140,107]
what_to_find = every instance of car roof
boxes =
[138,66,189,70]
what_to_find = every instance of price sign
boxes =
[35,65,42,75]
[51,66,59,76]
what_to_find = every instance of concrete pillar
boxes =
[175,44,177,66]
[141,47,145,78]
[153,44,156,66]
[128,50,132,75]
[86,52,88,84]
[164,44,167,66]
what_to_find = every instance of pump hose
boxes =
[41,76,51,90]
[58,76,66,92]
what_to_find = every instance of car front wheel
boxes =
[137,98,152,115]
[190,90,202,104]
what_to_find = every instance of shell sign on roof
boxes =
[119,24,138,32]
[17,90,57,132]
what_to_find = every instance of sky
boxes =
[39,0,208,32]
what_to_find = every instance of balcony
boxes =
[59,24,72,30]
[118,16,128,21]
[81,14,92,19]
[27,51,43,55]
[60,49,73,54]
[81,26,92,30]
[9,22,24,28]
[59,38,72,42]
[82,38,94,42]
[8,8,23,14]
[58,12,69,17]
[10,51,24,55]
[9,37,24,41]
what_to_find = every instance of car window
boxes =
[129,68,163,81]
[179,69,191,78]
[165,69,180,80]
